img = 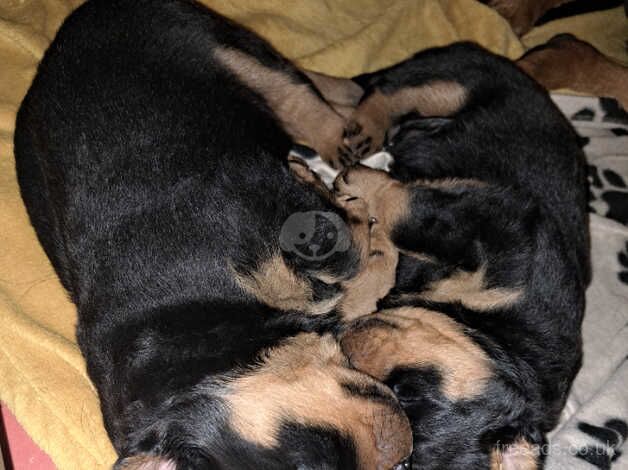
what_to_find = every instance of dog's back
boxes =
[362,43,588,279]
[16,0,315,307]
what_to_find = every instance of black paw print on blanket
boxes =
[576,419,627,469]
[570,99,628,126]
[618,242,628,286]
[588,165,628,225]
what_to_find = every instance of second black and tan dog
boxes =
[335,42,589,469]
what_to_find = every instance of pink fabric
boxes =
[1,404,56,469]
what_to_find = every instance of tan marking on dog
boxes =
[343,81,468,157]
[303,70,363,119]
[300,180,397,320]
[213,47,347,166]
[234,255,340,315]
[490,438,540,470]
[419,265,523,311]
[399,249,437,264]
[391,81,468,117]
[334,165,411,235]
[226,333,412,470]
[339,224,399,320]
[360,81,468,128]
[342,307,492,400]
[331,166,416,320]
[412,177,488,190]
[331,166,413,320]
[332,190,373,277]
[518,35,628,110]
[304,70,364,108]
[312,271,346,284]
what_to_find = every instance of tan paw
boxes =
[337,116,386,166]
[332,165,391,206]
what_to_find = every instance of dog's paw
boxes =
[332,164,391,206]
[337,117,386,165]
[314,132,362,170]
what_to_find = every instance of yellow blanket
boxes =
[0,1,625,468]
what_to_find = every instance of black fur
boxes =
[358,43,589,468]
[13,1,398,468]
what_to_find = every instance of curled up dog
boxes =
[14,0,413,468]
[336,42,589,469]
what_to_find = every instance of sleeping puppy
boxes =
[14,0,412,468]
[336,42,589,469]
[518,34,628,111]
[481,0,624,36]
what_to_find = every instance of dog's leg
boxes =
[518,34,628,110]
[482,0,575,35]
[331,167,412,320]
[214,48,357,168]
[340,81,468,161]
[336,220,399,320]
[333,191,372,278]
[303,70,364,119]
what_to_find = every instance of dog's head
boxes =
[114,333,412,470]
[341,307,542,470]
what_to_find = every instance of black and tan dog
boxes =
[334,42,589,469]
[13,0,416,468]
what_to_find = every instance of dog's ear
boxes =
[114,455,177,470]
[490,438,540,470]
